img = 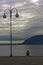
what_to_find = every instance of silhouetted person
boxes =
[26,50,30,56]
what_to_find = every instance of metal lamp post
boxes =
[3,6,19,57]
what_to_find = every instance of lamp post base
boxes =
[10,54,12,57]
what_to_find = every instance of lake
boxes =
[0,45,43,56]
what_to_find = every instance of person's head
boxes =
[26,50,30,56]
[27,50,29,52]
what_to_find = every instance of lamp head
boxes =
[3,13,6,18]
[15,13,19,18]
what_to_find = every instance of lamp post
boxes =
[3,6,19,57]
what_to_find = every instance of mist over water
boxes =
[0,40,24,44]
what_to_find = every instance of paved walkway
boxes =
[0,56,43,65]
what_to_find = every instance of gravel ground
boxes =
[0,56,43,65]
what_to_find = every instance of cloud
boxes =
[0,0,43,39]
[12,2,27,8]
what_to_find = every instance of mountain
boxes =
[0,36,25,41]
[0,36,10,40]
[22,35,43,45]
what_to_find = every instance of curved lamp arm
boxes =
[12,8,19,18]
[3,8,10,19]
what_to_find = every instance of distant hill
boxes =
[22,35,43,45]
[0,36,10,40]
[0,36,25,41]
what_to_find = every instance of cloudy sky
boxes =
[0,0,43,39]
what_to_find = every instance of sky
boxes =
[0,0,43,40]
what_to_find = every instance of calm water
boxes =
[0,45,43,56]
